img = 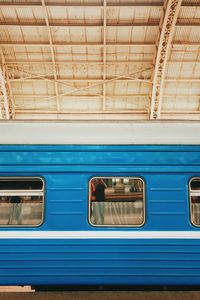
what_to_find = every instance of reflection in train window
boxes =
[190,178,200,226]
[89,177,145,226]
[0,177,44,226]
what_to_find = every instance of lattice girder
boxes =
[150,0,183,119]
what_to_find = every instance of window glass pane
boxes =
[89,177,145,226]
[190,178,200,226]
[0,178,44,226]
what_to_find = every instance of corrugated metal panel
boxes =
[0,0,199,120]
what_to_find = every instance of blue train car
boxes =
[0,121,200,287]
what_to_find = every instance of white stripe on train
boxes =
[0,231,199,239]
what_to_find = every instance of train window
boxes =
[89,177,145,226]
[190,178,200,226]
[0,177,44,226]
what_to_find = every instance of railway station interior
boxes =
[0,0,200,298]
[0,0,200,121]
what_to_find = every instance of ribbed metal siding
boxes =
[1,240,200,285]
[0,145,200,285]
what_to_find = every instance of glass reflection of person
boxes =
[95,179,107,224]
[90,180,96,201]
[90,180,96,222]
[9,195,22,225]
[95,179,107,202]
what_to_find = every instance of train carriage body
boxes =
[0,121,200,287]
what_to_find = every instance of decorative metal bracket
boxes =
[0,66,10,119]
[150,0,182,119]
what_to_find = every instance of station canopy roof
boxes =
[0,0,200,121]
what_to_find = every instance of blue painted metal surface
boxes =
[0,145,200,286]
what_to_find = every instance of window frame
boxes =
[189,176,200,227]
[88,176,146,228]
[0,176,45,227]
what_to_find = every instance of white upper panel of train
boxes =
[0,121,199,145]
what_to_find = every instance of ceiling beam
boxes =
[13,94,149,99]
[0,49,15,119]
[150,0,183,120]
[176,20,200,26]
[0,1,198,7]
[0,48,197,55]
[4,60,153,65]
[41,0,60,112]
[14,109,200,114]
[14,115,149,121]
[0,42,199,48]
[0,66,9,119]
[12,109,200,122]
[14,109,148,115]
[162,110,200,114]
[172,42,200,47]
[165,78,200,82]
[0,2,166,8]
[103,0,107,111]
[9,77,199,83]
[1,21,199,28]
[0,42,155,47]
[12,94,200,99]
[10,78,152,83]
[3,60,200,65]
[0,22,160,27]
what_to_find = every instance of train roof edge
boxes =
[0,120,199,145]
